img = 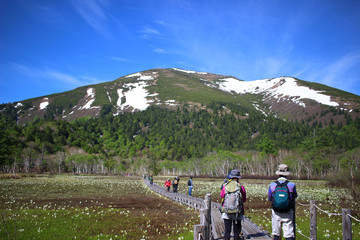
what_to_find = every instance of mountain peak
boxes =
[2,68,359,126]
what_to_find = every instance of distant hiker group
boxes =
[148,175,195,196]
[163,176,181,192]
[164,176,193,195]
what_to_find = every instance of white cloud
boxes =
[139,27,163,40]
[153,48,166,54]
[321,53,360,86]
[260,57,286,78]
[141,27,161,35]
[154,20,167,26]
[11,62,103,88]
[71,0,112,38]
[109,56,130,62]
[46,71,84,86]
[304,53,360,93]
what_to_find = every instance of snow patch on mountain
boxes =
[125,72,155,81]
[117,71,180,112]
[40,98,49,110]
[117,82,150,112]
[126,72,142,78]
[117,89,124,107]
[15,102,23,108]
[217,77,339,107]
[79,88,99,110]
[139,75,154,81]
[87,88,95,98]
[107,91,112,103]
[114,71,161,112]
[172,68,208,75]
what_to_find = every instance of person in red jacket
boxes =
[164,178,172,192]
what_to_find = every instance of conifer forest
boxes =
[1,103,359,180]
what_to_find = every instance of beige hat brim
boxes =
[275,170,291,176]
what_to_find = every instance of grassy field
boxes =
[1,175,359,240]
[153,176,360,240]
[0,175,198,239]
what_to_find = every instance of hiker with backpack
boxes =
[220,169,247,240]
[165,178,172,191]
[187,176,193,196]
[173,176,180,193]
[268,164,297,240]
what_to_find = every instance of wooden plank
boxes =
[211,208,224,239]
[242,216,271,239]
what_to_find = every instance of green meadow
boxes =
[1,175,359,240]
[0,175,198,240]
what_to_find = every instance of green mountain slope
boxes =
[1,68,360,178]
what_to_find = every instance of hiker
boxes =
[268,164,297,240]
[149,175,153,185]
[220,178,228,190]
[187,176,193,196]
[165,178,172,191]
[173,176,180,193]
[220,169,246,240]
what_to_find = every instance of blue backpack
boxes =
[272,180,291,212]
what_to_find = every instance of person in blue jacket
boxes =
[188,176,193,196]
[268,164,297,240]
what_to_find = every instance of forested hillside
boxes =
[1,103,359,178]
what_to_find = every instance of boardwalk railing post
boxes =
[342,209,352,240]
[204,193,211,240]
[310,200,317,240]
[194,193,211,240]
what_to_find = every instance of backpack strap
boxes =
[283,180,289,186]
[275,180,288,187]
[274,180,291,200]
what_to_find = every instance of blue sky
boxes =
[1,0,360,104]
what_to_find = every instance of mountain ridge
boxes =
[2,68,360,126]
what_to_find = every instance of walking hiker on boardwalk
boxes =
[187,176,193,196]
[268,164,297,240]
[220,169,247,240]
[165,178,172,192]
[173,176,180,192]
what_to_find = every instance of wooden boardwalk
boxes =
[144,179,271,239]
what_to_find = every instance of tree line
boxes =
[0,103,359,179]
